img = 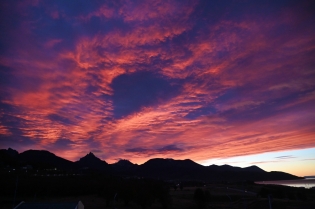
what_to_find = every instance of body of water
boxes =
[256,178,315,189]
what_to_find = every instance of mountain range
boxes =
[0,148,300,182]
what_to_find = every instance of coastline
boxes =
[256,178,315,189]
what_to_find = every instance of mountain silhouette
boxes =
[111,159,137,173]
[19,150,76,170]
[0,148,301,181]
[243,165,265,172]
[75,152,109,170]
[0,148,19,166]
[207,164,264,172]
[7,148,19,157]
[115,159,134,166]
[143,158,202,169]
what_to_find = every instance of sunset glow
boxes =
[0,0,315,176]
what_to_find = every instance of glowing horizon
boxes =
[0,0,315,177]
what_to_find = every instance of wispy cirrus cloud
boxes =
[275,155,296,160]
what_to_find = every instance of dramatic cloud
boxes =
[125,144,184,156]
[0,0,315,172]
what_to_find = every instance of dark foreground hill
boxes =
[0,148,301,181]
[19,150,77,170]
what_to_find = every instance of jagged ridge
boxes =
[0,148,301,181]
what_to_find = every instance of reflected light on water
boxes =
[256,179,315,189]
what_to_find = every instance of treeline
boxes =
[0,174,172,209]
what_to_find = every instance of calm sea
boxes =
[256,178,315,189]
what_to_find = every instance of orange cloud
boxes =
[1,0,314,171]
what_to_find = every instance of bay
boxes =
[256,179,315,189]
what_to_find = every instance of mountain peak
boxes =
[18,149,74,170]
[142,158,203,170]
[244,165,265,172]
[87,152,95,157]
[76,151,108,169]
[80,152,100,161]
[115,159,133,166]
[7,148,19,156]
[22,149,56,157]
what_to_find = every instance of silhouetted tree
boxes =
[274,188,285,199]
[135,182,155,209]
[119,181,135,206]
[297,191,307,200]
[258,187,269,198]
[157,185,172,209]
[204,189,211,202]
[194,188,209,209]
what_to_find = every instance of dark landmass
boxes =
[0,148,314,209]
[75,152,109,171]
[0,148,301,181]
[19,150,76,170]
[0,174,314,209]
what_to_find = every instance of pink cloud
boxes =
[0,0,314,168]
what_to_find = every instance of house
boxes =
[14,201,84,209]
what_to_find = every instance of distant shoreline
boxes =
[256,179,315,189]
[304,176,315,179]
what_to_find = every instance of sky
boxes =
[0,0,315,176]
